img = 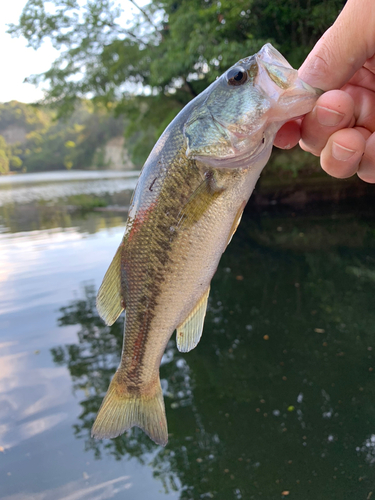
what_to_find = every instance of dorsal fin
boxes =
[176,287,210,352]
[96,244,124,326]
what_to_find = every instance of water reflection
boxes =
[53,207,375,498]
[0,219,178,499]
[0,170,139,236]
[0,197,131,235]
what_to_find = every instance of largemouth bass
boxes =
[92,44,320,446]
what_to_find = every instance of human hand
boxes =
[275,0,375,183]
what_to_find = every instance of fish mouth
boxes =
[296,78,324,97]
[256,43,292,69]
[255,44,323,120]
[277,82,322,120]
[192,125,270,170]
[256,44,324,98]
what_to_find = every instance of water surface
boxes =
[0,170,140,207]
[0,172,375,499]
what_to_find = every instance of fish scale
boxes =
[92,43,321,446]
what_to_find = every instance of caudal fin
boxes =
[91,374,168,446]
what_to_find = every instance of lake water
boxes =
[0,170,140,207]
[0,171,375,499]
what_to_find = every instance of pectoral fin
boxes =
[96,244,125,326]
[176,287,210,352]
[177,172,224,230]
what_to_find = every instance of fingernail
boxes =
[316,106,345,127]
[332,142,356,161]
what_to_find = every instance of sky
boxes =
[0,1,59,103]
[0,1,146,104]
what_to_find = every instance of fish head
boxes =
[184,43,322,169]
[255,43,322,120]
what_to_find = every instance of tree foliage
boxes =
[8,0,344,167]
[10,0,344,103]
[0,134,25,174]
[0,101,125,173]
[0,137,10,174]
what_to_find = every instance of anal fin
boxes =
[176,287,210,352]
[96,244,124,326]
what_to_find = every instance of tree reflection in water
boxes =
[53,207,375,499]
[53,284,223,496]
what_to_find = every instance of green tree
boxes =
[0,99,49,131]
[0,135,18,174]
[9,0,344,164]
[0,100,126,172]
[0,151,9,174]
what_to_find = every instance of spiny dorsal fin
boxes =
[176,287,210,353]
[91,373,168,446]
[96,244,124,326]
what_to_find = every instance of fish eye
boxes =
[227,67,247,86]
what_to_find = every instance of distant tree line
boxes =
[6,0,344,172]
[0,101,125,173]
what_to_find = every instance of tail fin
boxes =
[91,374,168,446]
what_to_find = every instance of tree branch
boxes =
[128,0,157,30]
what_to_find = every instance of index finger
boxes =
[298,0,375,90]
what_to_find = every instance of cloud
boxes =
[2,475,133,500]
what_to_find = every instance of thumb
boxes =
[299,0,375,90]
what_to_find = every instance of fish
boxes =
[91,43,320,446]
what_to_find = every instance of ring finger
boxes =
[320,128,366,178]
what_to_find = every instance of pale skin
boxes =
[274,0,375,183]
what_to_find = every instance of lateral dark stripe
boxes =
[120,148,201,389]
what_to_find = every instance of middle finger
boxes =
[300,90,355,155]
